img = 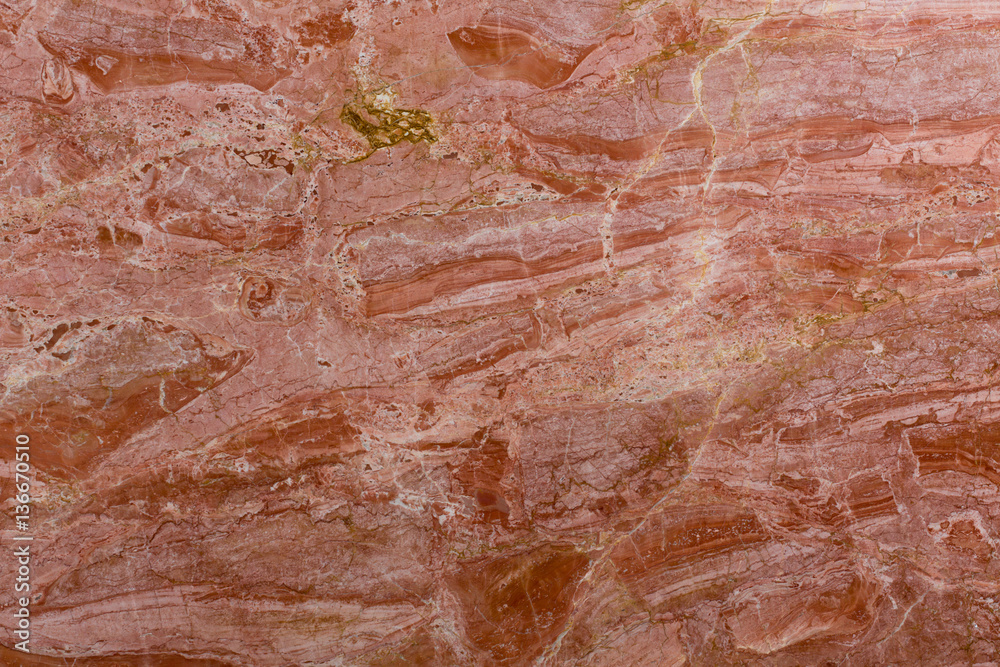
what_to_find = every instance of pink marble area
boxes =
[2,0,1000,664]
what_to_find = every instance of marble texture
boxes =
[2,0,1000,664]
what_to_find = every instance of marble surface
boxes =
[2,0,1000,664]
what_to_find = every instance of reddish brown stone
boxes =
[4,1,1000,665]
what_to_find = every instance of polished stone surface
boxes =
[3,0,1000,664]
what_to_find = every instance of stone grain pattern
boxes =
[1,0,1000,665]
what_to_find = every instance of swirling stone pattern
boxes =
[1,0,1000,665]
